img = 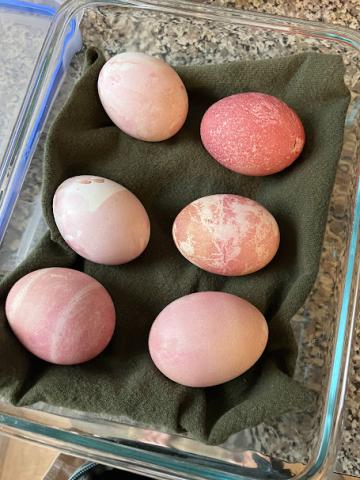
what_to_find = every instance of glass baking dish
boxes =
[0,0,360,478]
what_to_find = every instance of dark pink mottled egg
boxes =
[173,194,280,276]
[200,92,305,176]
[149,291,268,387]
[5,268,116,365]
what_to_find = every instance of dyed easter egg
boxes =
[5,268,116,365]
[53,175,150,265]
[200,92,305,176]
[173,194,280,276]
[149,291,268,387]
[98,52,188,142]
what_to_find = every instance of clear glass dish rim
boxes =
[0,1,360,479]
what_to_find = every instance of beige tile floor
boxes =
[0,435,58,480]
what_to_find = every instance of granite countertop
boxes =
[204,3,360,476]
[206,0,360,29]
[1,0,359,478]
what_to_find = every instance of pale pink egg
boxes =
[5,268,116,365]
[53,176,150,265]
[173,194,280,276]
[98,52,188,142]
[149,291,268,387]
[200,92,305,176]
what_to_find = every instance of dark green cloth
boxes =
[0,48,350,444]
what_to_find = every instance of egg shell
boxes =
[173,194,280,276]
[5,268,116,365]
[149,291,268,387]
[53,175,150,265]
[98,52,188,142]
[200,92,305,176]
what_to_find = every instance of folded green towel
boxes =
[0,48,350,444]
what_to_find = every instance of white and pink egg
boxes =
[53,175,150,265]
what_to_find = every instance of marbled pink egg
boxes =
[173,194,280,276]
[200,92,305,176]
[5,268,116,365]
[149,291,268,387]
[98,52,188,142]
[53,175,150,265]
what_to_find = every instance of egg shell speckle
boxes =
[149,291,268,387]
[173,194,280,276]
[53,175,150,265]
[200,92,305,176]
[98,52,188,142]
[5,268,116,365]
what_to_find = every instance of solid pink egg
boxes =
[149,291,268,387]
[5,268,116,365]
[200,92,305,176]
[98,52,188,142]
[173,194,280,276]
[53,175,150,265]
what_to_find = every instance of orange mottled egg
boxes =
[149,291,268,387]
[172,194,280,276]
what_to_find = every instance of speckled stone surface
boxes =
[205,0,360,29]
[1,0,359,477]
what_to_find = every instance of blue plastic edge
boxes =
[0,0,78,240]
[0,0,55,16]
